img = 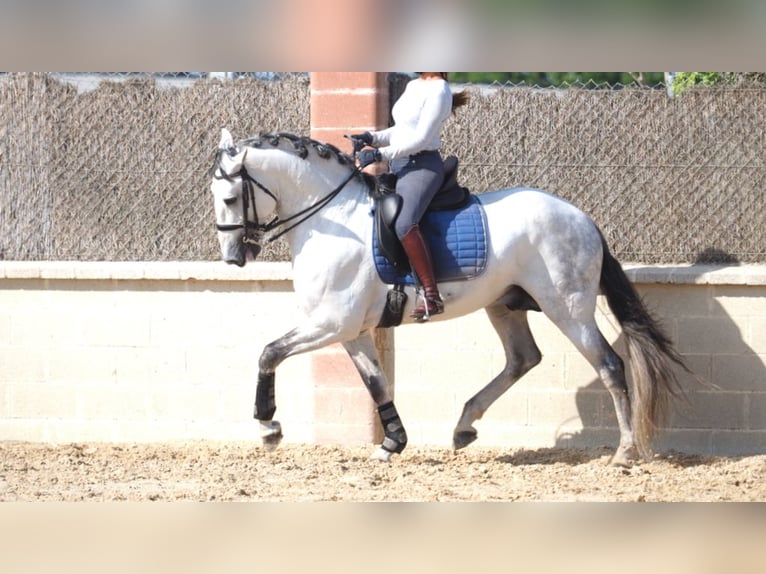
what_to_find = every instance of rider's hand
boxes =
[357,148,382,168]
[348,132,373,147]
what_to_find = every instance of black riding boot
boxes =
[400,225,444,321]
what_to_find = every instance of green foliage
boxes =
[449,72,665,88]
[671,72,725,95]
[671,72,766,95]
[450,72,766,93]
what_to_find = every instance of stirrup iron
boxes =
[411,286,444,322]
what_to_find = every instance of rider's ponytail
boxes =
[439,73,470,113]
[451,90,469,113]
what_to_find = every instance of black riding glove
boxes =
[346,132,374,155]
[349,132,373,147]
[357,148,382,168]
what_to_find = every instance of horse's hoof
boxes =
[370,447,393,463]
[262,435,282,452]
[610,446,638,468]
[609,454,632,468]
[260,420,283,451]
[452,429,478,452]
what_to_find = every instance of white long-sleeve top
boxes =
[371,77,452,162]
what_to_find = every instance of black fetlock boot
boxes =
[400,225,444,321]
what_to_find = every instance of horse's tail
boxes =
[598,232,688,459]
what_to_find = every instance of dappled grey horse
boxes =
[210,128,687,467]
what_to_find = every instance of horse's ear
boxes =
[219,128,234,151]
[219,147,248,174]
[218,128,246,171]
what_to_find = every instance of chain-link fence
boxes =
[443,83,765,264]
[0,72,308,262]
[1,72,764,264]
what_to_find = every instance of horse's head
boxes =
[211,128,278,267]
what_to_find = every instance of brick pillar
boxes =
[310,72,390,151]
[309,73,394,445]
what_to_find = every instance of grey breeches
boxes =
[390,150,444,239]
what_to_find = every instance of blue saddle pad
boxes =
[373,195,488,285]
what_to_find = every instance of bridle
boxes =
[213,148,359,248]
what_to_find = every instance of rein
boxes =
[215,150,360,246]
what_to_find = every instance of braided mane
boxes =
[241,132,355,166]
[236,131,373,190]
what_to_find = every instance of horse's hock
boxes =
[1,261,764,456]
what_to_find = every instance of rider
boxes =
[351,72,468,321]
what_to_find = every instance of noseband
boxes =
[214,149,359,248]
[214,150,278,248]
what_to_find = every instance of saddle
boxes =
[374,155,471,276]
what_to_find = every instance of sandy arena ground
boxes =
[1,441,764,501]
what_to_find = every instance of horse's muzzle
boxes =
[224,241,261,267]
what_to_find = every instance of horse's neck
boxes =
[274,157,355,212]
[277,162,370,248]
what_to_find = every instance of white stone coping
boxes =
[1,261,765,286]
[623,263,766,286]
[0,261,293,282]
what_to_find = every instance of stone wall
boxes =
[1,261,764,456]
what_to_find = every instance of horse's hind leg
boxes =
[552,317,637,467]
[342,331,406,462]
[453,302,542,451]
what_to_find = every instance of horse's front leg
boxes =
[343,331,408,462]
[253,329,296,449]
[254,325,340,449]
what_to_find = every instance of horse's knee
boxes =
[258,342,284,372]
[259,330,300,372]
[364,374,389,405]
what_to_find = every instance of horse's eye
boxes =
[223,196,237,206]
